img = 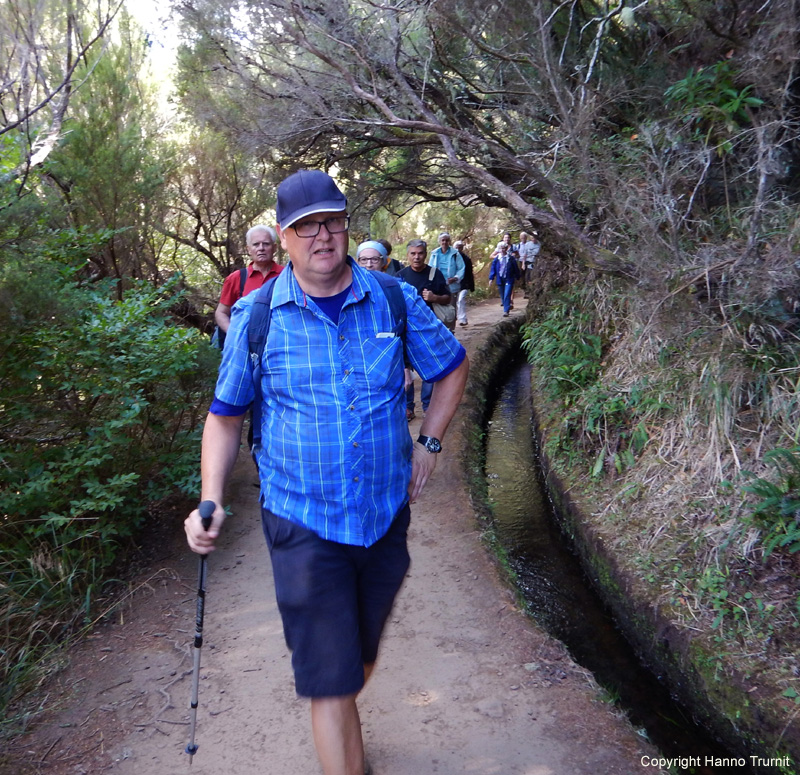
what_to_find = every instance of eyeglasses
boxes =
[357,256,384,265]
[291,215,350,238]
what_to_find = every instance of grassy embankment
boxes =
[462,278,800,772]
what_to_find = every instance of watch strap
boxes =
[416,434,442,453]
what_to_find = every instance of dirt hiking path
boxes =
[9,294,660,775]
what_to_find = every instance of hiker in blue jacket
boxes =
[185,170,468,775]
[489,241,521,317]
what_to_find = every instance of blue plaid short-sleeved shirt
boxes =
[213,259,465,547]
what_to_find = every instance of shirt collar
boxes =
[272,257,364,310]
[248,262,281,279]
[347,257,378,303]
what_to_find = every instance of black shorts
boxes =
[261,503,411,698]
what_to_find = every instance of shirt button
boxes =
[352,442,359,447]
[339,335,345,341]
[344,369,351,375]
[353,476,360,482]
[348,405,355,411]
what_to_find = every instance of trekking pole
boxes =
[185,500,215,765]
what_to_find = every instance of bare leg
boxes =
[363,663,374,684]
[311,665,375,775]
[311,694,365,775]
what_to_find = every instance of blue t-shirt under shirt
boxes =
[309,285,351,324]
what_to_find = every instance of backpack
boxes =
[246,270,408,449]
[211,268,247,350]
[427,266,456,330]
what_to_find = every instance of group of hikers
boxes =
[213,224,541,341]
[488,230,541,316]
[212,224,540,422]
[190,168,536,775]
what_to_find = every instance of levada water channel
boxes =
[483,352,758,775]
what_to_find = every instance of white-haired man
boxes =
[453,240,474,327]
[214,225,283,346]
[517,231,541,293]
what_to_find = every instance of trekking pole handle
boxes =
[198,500,215,531]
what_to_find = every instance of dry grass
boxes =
[539,264,800,698]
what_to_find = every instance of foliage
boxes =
[175,0,799,277]
[0,0,122,175]
[693,564,782,638]
[743,448,800,559]
[573,380,670,478]
[520,290,663,478]
[727,297,800,373]
[0,243,214,717]
[524,307,674,475]
[157,126,279,282]
[174,0,627,254]
[665,61,764,144]
[43,17,174,284]
[521,292,603,401]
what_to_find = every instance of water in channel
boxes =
[484,357,753,775]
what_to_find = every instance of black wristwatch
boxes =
[416,434,442,454]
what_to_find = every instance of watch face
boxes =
[421,436,442,453]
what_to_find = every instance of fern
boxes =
[742,447,800,559]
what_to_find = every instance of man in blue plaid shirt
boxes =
[185,170,468,775]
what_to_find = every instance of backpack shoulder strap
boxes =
[369,271,407,344]
[238,267,247,296]
[369,271,409,370]
[247,276,279,449]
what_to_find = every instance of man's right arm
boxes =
[214,302,233,332]
[214,272,238,332]
[422,288,451,304]
[184,411,246,553]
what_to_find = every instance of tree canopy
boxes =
[175,0,799,270]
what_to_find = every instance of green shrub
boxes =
[570,380,670,477]
[522,291,677,477]
[0,255,215,719]
[665,60,763,145]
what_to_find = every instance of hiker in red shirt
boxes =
[214,225,283,346]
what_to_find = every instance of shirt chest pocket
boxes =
[357,336,404,392]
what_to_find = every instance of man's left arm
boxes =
[408,356,469,502]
